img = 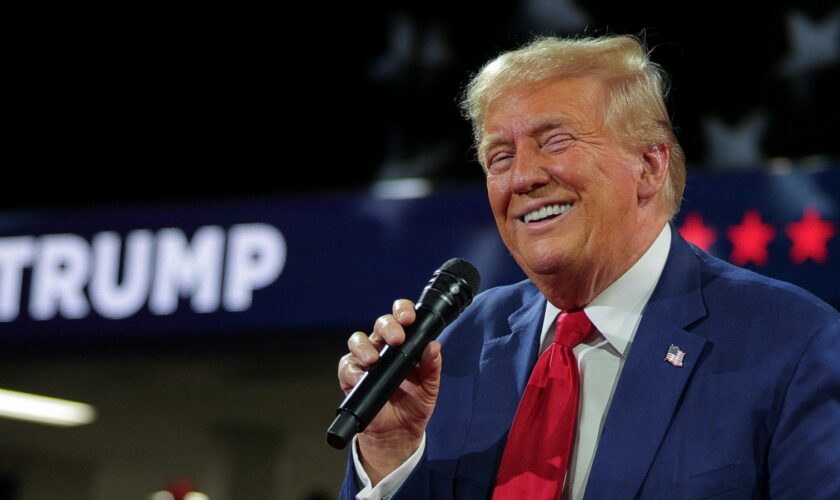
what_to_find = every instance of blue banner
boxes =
[675,167,838,305]
[0,167,836,344]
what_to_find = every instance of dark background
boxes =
[7,1,839,210]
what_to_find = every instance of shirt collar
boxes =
[541,224,672,357]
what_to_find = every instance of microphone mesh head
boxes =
[440,258,481,296]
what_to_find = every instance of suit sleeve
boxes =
[339,452,361,500]
[768,316,840,499]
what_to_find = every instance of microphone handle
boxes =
[326,306,445,449]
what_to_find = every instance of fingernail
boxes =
[397,311,409,322]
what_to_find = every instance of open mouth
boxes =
[521,203,573,223]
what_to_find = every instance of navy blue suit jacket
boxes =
[342,229,840,499]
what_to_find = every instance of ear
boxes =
[637,143,670,200]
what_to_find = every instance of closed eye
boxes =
[542,134,573,152]
[487,152,514,173]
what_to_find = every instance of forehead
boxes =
[481,75,608,141]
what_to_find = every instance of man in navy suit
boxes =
[338,35,840,499]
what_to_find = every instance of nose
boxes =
[510,142,551,194]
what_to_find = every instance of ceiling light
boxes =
[0,388,96,427]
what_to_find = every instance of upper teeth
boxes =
[523,203,571,223]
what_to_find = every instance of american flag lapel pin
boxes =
[665,344,686,368]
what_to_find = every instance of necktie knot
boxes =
[555,308,594,348]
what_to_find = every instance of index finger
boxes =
[392,299,416,326]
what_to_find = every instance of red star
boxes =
[727,209,776,266]
[786,208,835,264]
[679,212,717,251]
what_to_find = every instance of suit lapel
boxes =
[455,286,545,492]
[584,227,709,499]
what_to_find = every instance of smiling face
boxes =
[481,75,666,307]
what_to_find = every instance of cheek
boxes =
[486,177,510,219]
[595,175,640,228]
[591,162,637,199]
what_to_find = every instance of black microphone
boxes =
[326,258,481,449]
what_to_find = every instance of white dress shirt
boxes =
[354,224,672,499]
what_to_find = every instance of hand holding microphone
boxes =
[328,258,481,470]
[334,298,440,479]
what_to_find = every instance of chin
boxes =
[517,251,570,278]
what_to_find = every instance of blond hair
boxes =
[461,35,686,215]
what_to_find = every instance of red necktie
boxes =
[493,309,594,499]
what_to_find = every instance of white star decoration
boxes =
[368,12,453,80]
[780,9,840,77]
[369,12,415,79]
[703,111,769,169]
[520,0,589,33]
